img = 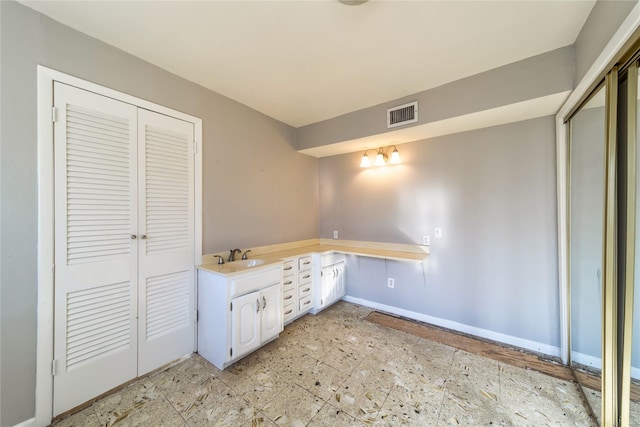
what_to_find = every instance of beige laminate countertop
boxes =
[197,240,428,276]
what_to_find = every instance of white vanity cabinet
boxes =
[197,264,282,370]
[312,253,346,314]
[282,254,316,324]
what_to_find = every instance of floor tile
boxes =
[373,391,440,426]
[307,402,364,426]
[332,377,388,424]
[261,383,324,426]
[92,380,168,426]
[290,360,348,401]
[320,343,366,374]
[53,406,101,427]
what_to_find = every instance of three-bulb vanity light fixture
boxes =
[359,145,401,167]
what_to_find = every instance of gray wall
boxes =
[298,47,574,151]
[0,1,318,425]
[320,117,560,348]
[574,0,637,84]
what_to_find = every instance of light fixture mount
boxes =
[359,145,401,168]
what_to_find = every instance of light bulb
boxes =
[389,148,401,164]
[374,151,386,166]
[360,154,370,167]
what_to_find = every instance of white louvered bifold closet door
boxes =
[53,83,138,415]
[137,109,195,375]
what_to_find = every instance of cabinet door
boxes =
[261,284,283,343]
[232,291,261,360]
[335,262,346,299]
[320,266,333,308]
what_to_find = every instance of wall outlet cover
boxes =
[387,278,395,288]
[422,235,430,246]
[333,230,339,239]
[434,227,442,238]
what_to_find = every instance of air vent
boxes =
[387,101,418,128]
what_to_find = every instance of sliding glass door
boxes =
[567,57,640,427]
[569,82,607,425]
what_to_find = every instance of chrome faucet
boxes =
[213,255,224,265]
[241,250,251,260]
[229,248,241,262]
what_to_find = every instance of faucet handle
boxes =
[242,250,252,260]
[213,255,224,265]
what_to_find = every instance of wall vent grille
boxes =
[387,101,418,128]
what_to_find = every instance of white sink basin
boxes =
[227,259,265,268]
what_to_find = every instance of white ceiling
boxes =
[21,0,595,128]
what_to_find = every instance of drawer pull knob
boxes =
[302,274,310,279]
[256,298,260,313]
[303,288,310,292]
[284,281,293,285]
[284,266,293,271]
[285,309,293,315]
[303,300,311,305]
[284,295,293,300]
[303,261,311,265]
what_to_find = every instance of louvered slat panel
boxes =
[145,271,190,340]
[66,104,131,264]
[66,281,131,369]
[145,125,190,253]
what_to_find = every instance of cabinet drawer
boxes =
[283,274,295,291]
[283,288,295,303]
[230,267,281,298]
[298,270,312,284]
[283,304,296,321]
[283,260,296,273]
[298,283,312,299]
[299,296,313,311]
[298,255,313,270]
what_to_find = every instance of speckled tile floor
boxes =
[53,302,596,426]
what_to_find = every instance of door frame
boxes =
[35,65,203,427]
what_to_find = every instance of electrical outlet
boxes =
[387,278,395,288]
[422,235,430,246]
[434,227,442,238]
[333,230,339,239]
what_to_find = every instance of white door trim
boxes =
[555,3,640,365]
[35,65,203,427]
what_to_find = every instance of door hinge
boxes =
[196,310,199,321]
[51,359,58,376]
[230,302,232,311]
[52,107,57,123]
[230,348,233,357]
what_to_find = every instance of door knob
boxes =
[141,235,147,240]
[130,234,137,239]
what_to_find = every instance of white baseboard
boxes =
[344,296,561,358]
[13,418,36,427]
[570,350,601,370]
[570,351,640,380]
